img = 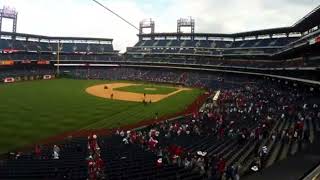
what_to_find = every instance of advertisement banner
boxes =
[2,49,18,53]
[37,60,50,65]
[0,60,14,66]
[43,75,52,80]
[4,77,15,83]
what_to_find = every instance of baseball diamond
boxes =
[85,83,192,102]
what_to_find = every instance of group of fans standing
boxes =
[87,134,105,179]
[107,80,317,180]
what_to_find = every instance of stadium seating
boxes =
[129,38,299,55]
[133,38,299,49]
[0,39,115,54]
[0,139,88,179]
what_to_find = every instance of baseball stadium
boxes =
[0,1,320,180]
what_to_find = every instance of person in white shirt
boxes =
[53,151,59,159]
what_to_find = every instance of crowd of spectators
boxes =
[63,67,249,90]
[111,79,318,179]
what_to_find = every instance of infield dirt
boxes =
[85,83,191,102]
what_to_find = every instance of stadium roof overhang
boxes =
[292,5,320,32]
[0,31,114,42]
[138,5,320,40]
[138,27,295,39]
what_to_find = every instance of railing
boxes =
[302,163,320,180]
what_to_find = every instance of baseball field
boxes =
[0,79,203,154]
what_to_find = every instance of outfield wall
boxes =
[1,74,55,83]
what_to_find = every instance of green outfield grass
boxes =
[114,84,177,94]
[0,79,203,154]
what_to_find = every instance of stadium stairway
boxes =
[242,116,318,179]
[243,131,320,180]
[239,118,282,175]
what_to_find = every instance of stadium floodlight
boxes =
[139,19,155,35]
[0,6,18,33]
[1,6,17,18]
[177,17,195,34]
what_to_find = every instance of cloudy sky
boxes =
[0,0,318,52]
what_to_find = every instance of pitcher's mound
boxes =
[85,83,190,102]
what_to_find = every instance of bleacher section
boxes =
[133,38,298,49]
[127,38,299,57]
[0,39,114,54]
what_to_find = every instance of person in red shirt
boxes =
[130,131,137,143]
[87,156,96,180]
[156,158,163,168]
[148,137,158,151]
[217,157,226,178]
[95,156,105,175]
[34,145,41,159]
[174,146,183,157]
[219,127,225,139]
[88,134,99,152]
[168,145,176,155]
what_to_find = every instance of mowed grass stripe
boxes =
[81,103,143,129]
[0,79,203,153]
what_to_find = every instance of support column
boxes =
[12,14,17,33]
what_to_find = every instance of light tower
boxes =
[177,17,195,34]
[0,6,18,33]
[139,19,155,40]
